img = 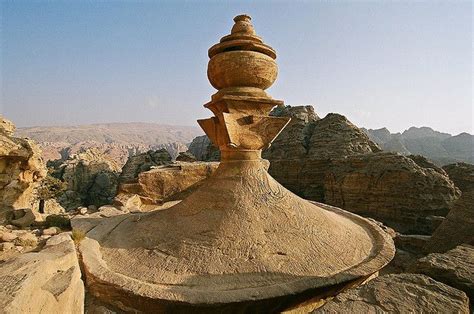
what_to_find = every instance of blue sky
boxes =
[1,1,472,134]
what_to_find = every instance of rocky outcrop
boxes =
[442,162,474,193]
[118,149,172,183]
[412,245,474,302]
[0,233,84,313]
[187,135,220,161]
[115,162,219,210]
[313,274,469,313]
[324,153,459,234]
[49,148,120,209]
[175,151,196,162]
[424,190,474,253]
[0,116,47,222]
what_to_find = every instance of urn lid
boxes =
[208,14,277,59]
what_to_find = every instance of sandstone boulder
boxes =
[411,245,474,302]
[0,233,84,313]
[313,274,469,313]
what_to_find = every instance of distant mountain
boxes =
[362,127,473,165]
[16,122,203,165]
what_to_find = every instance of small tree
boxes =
[36,174,67,213]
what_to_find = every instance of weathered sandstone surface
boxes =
[323,153,459,234]
[412,245,474,302]
[0,116,47,223]
[443,162,474,193]
[313,274,470,313]
[0,233,84,313]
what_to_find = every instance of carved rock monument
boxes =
[79,15,395,311]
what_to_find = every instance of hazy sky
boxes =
[1,1,472,135]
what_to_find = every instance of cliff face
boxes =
[0,116,46,221]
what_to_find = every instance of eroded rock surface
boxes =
[313,274,470,313]
[443,162,474,193]
[49,148,120,209]
[0,233,84,313]
[324,152,459,234]
[412,245,474,302]
[0,116,47,223]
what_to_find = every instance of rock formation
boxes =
[0,233,84,313]
[187,134,220,161]
[412,245,474,302]
[313,274,470,313]
[442,162,474,193]
[49,148,120,210]
[115,161,219,210]
[0,116,47,223]
[77,15,394,312]
[425,191,474,253]
[324,153,459,234]
[118,149,172,183]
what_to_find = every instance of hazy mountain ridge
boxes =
[362,126,473,165]
[16,122,203,165]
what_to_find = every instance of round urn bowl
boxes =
[207,50,277,91]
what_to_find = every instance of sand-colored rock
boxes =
[115,162,219,209]
[313,274,469,313]
[0,116,47,222]
[412,245,474,302]
[0,233,84,313]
